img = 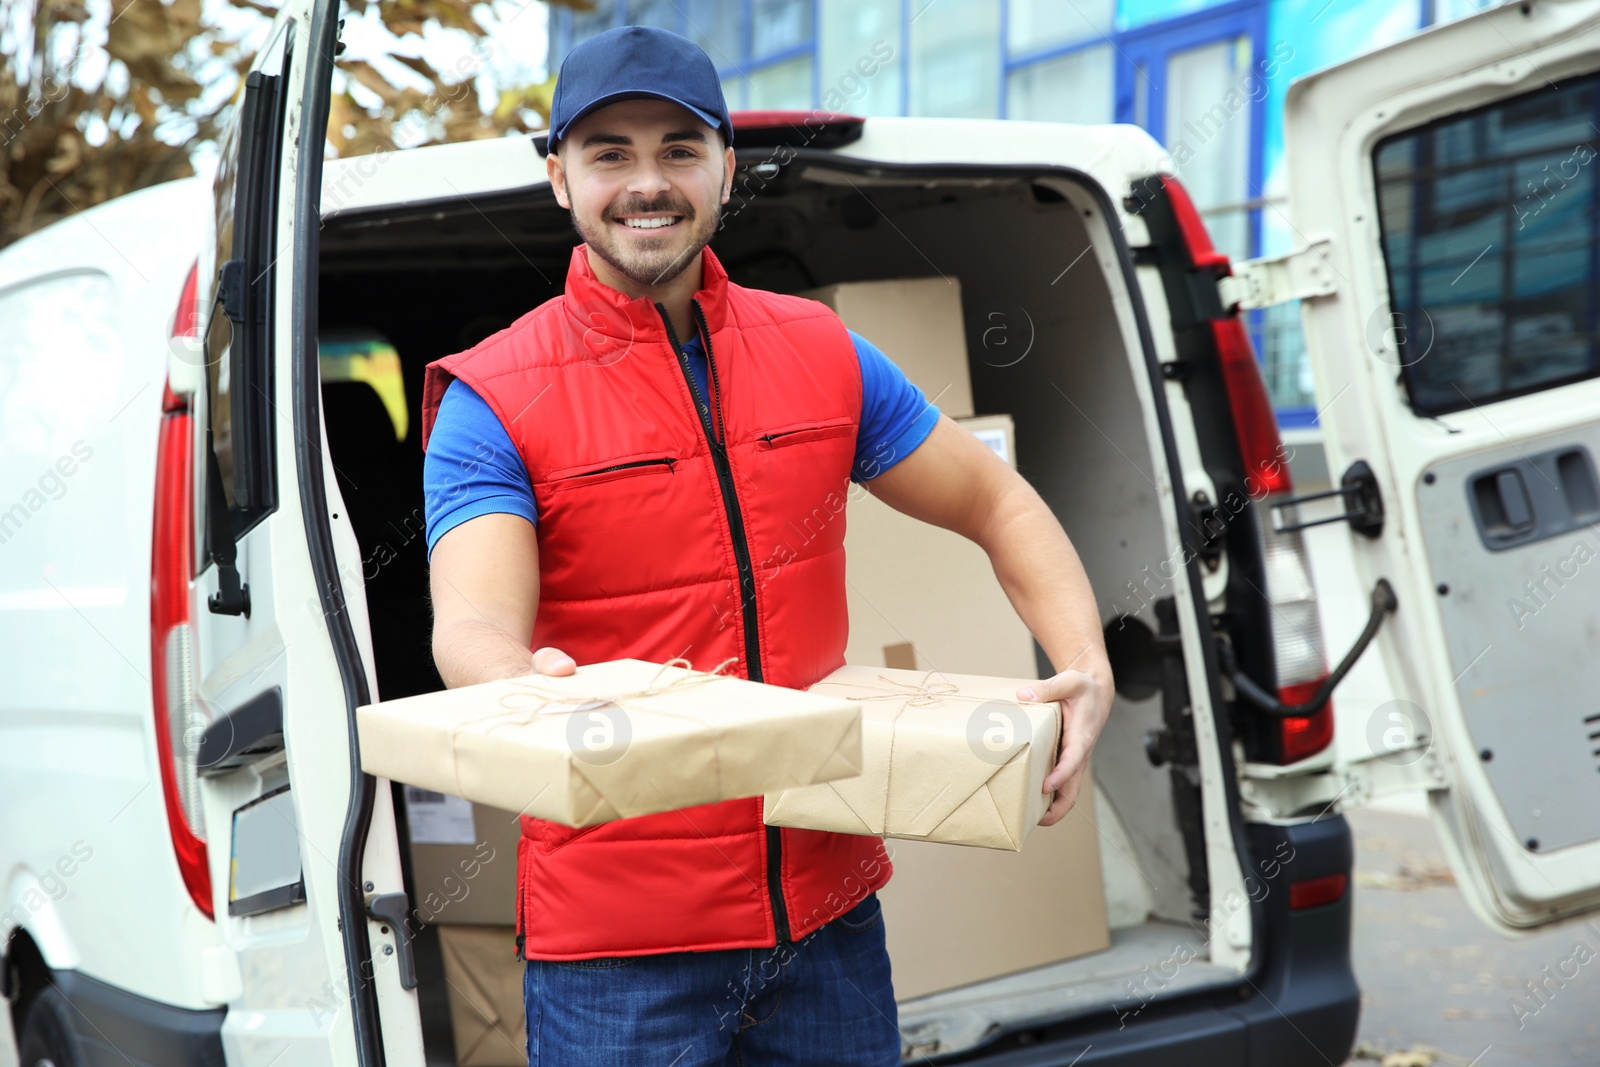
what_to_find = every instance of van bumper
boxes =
[46,969,225,1067]
[943,815,1359,1066]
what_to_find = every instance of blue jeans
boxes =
[523,891,900,1066]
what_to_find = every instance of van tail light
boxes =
[1210,319,1292,498]
[1164,178,1333,764]
[150,271,213,920]
[1253,483,1334,763]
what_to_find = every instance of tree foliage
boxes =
[0,0,583,249]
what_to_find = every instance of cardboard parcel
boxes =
[357,659,862,827]
[764,665,1061,851]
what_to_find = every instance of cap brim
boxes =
[543,89,726,155]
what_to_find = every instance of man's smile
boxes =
[614,213,685,231]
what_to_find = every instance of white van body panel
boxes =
[0,175,220,1018]
[1284,0,1600,932]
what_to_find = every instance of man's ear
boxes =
[720,144,735,204]
[548,148,571,209]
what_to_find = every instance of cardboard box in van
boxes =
[797,276,975,419]
[437,925,527,1066]
[842,414,1039,679]
[879,764,1110,1000]
[404,790,522,926]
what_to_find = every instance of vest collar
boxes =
[561,241,730,343]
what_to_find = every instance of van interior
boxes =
[315,154,1244,1062]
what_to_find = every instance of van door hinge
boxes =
[1217,240,1337,312]
[1238,744,1448,822]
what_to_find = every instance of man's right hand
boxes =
[531,646,577,677]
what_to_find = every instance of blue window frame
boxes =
[548,0,818,112]
[1110,2,1310,425]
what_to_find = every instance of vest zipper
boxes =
[572,456,676,477]
[655,299,792,944]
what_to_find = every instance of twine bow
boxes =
[493,655,740,716]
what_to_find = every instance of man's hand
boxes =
[1020,668,1112,826]
[531,646,577,677]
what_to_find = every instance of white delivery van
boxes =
[3,0,1600,1063]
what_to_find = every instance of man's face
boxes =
[548,98,734,291]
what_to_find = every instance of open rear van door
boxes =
[1272,0,1600,935]
[172,1,418,1062]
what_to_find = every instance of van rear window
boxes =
[1372,71,1600,415]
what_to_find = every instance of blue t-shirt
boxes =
[423,329,938,560]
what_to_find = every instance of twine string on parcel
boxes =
[440,656,741,802]
[806,671,1054,834]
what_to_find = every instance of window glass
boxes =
[686,0,742,69]
[625,0,679,30]
[1007,0,1112,55]
[1164,35,1252,263]
[1259,302,1317,412]
[1006,45,1113,124]
[1434,0,1497,21]
[720,70,747,110]
[1373,72,1600,413]
[752,0,813,60]
[205,22,290,528]
[747,55,813,109]
[553,6,617,71]
[909,0,1001,119]
[819,0,901,116]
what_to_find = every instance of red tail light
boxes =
[1277,678,1335,765]
[1161,177,1230,273]
[1163,178,1333,764]
[727,109,865,147]
[1209,319,1292,497]
[150,267,213,919]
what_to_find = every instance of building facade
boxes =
[548,0,1496,429]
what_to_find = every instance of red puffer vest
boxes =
[419,244,892,959]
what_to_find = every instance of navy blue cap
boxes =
[543,26,734,156]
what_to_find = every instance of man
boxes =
[419,24,1113,1067]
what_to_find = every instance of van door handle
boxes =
[365,893,418,990]
[1219,579,1397,718]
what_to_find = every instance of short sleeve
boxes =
[850,329,941,483]
[423,379,538,561]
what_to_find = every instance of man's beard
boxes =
[571,191,721,290]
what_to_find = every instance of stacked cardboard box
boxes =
[403,790,526,1066]
[841,413,1039,679]
[797,276,975,419]
[806,277,1112,996]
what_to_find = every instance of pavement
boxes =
[1306,520,1600,1067]
[1344,806,1600,1067]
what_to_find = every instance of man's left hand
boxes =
[1018,668,1113,826]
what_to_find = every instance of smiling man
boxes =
[418,24,1113,1067]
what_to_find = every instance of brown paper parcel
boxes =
[763,666,1061,850]
[356,659,863,827]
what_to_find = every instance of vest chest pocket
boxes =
[753,417,856,450]
[543,450,679,492]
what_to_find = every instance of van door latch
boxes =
[366,892,418,990]
[1218,240,1337,312]
[1269,460,1384,539]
